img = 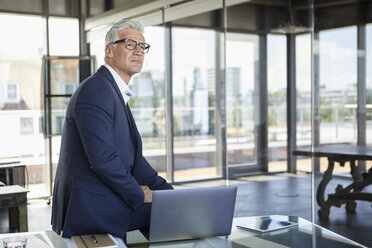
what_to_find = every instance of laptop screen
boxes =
[148,186,237,243]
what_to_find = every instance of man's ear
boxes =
[105,44,114,58]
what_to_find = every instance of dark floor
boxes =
[0,173,371,247]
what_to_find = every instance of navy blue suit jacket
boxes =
[51,66,172,238]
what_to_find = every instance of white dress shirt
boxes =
[103,64,133,104]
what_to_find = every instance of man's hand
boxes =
[141,185,153,203]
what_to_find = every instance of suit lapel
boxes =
[97,66,143,182]
[98,66,127,109]
[125,104,139,140]
[97,66,137,147]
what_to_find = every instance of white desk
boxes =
[0,215,366,248]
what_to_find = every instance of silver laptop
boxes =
[146,186,237,243]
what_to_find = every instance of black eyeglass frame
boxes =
[110,38,151,53]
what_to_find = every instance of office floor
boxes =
[0,173,371,247]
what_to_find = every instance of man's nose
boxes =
[133,45,144,55]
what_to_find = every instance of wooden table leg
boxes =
[8,207,18,229]
[318,159,372,217]
[316,158,335,218]
[18,204,28,232]
[8,205,28,232]
[345,160,359,212]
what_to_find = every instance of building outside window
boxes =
[130,26,168,178]
[296,34,312,172]
[226,33,258,168]
[7,84,19,101]
[318,26,358,175]
[0,13,79,198]
[20,117,34,135]
[267,34,287,172]
[319,26,357,145]
[172,27,218,181]
[0,13,46,198]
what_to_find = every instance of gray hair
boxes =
[105,19,144,46]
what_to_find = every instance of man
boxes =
[51,19,173,239]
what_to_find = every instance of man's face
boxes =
[106,28,145,82]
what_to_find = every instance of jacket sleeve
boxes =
[73,77,144,210]
[135,155,174,191]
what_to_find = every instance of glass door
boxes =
[172,27,219,181]
[226,33,259,169]
[42,56,95,196]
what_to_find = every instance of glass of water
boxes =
[3,236,27,248]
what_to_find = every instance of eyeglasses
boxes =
[110,38,150,53]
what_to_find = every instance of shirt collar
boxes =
[103,64,133,104]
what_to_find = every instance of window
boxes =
[267,34,287,172]
[226,33,258,167]
[130,26,167,178]
[48,17,79,56]
[319,27,357,144]
[0,13,47,198]
[7,84,18,101]
[318,26,358,175]
[296,34,312,172]
[64,84,75,95]
[20,117,34,135]
[55,116,65,135]
[172,27,218,180]
[39,116,44,134]
[366,24,372,145]
[50,59,79,95]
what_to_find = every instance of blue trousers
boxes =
[128,203,151,231]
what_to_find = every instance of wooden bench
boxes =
[0,185,28,232]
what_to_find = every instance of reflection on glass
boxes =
[226,33,258,166]
[296,34,312,172]
[365,24,372,176]
[319,27,357,145]
[0,13,47,198]
[50,98,69,135]
[130,26,167,178]
[366,24,372,145]
[172,27,217,180]
[267,34,287,172]
[50,59,79,95]
[319,27,357,174]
